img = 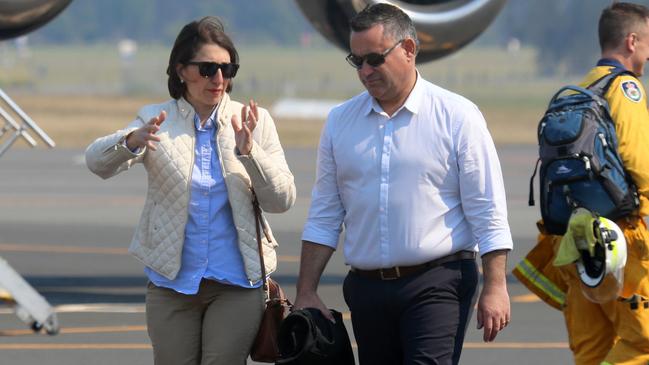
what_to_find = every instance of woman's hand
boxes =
[231,99,258,156]
[126,110,166,151]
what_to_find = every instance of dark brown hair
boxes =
[350,3,418,51]
[599,2,649,52]
[166,16,239,99]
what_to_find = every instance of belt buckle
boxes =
[379,267,400,280]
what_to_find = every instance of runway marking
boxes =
[1,302,538,318]
[0,343,151,350]
[60,325,146,334]
[0,341,569,351]
[0,322,569,350]
[0,195,144,206]
[279,255,300,262]
[0,243,129,255]
[54,304,145,313]
[0,325,146,337]
[463,342,568,349]
[512,293,541,303]
[0,243,300,262]
[0,303,146,315]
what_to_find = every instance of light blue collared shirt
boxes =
[302,72,513,270]
[146,108,259,294]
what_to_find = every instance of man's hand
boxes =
[294,241,336,322]
[126,110,166,151]
[476,249,510,342]
[293,291,333,322]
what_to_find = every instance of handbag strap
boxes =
[252,189,271,300]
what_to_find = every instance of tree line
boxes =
[32,0,313,46]
[26,0,649,76]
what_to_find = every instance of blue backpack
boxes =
[529,70,639,235]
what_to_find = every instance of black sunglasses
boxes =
[346,39,404,69]
[185,61,239,79]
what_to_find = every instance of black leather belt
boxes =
[350,250,476,280]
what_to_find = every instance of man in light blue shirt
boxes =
[294,4,513,365]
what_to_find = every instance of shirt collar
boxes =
[597,58,626,71]
[363,70,422,116]
[193,106,218,131]
[402,71,423,115]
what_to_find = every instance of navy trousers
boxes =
[342,259,478,365]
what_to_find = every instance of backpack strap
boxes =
[587,69,636,97]
[529,158,541,206]
[587,69,642,211]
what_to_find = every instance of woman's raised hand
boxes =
[231,99,258,155]
[126,110,166,151]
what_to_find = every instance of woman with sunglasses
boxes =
[85,16,295,365]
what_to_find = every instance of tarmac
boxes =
[0,145,573,364]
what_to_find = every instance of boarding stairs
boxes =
[0,87,59,334]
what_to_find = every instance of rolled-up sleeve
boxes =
[455,105,513,255]
[302,118,345,249]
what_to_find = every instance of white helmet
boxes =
[576,216,627,303]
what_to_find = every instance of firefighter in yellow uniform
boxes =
[513,3,649,364]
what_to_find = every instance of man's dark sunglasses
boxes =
[346,39,404,69]
[185,61,239,79]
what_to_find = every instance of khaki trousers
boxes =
[146,279,264,365]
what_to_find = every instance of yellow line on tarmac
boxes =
[0,243,299,262]
[0,325,147,337]
[0,324,569,350]
[0,329,39,336]
[511,293,541,303]
[464,342,568,349]
[279,255,300,262]
[0,243,128,255]
[61,325,147,334]
[0,342,569,351]
[0,343,151,350]
[0,195,144,206]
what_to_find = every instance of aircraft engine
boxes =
[294,0,506,63]
[0,0,72,41]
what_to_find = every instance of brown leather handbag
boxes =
[250,191,292,363]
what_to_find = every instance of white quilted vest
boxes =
[85,95,296,283]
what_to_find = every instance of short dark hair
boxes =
[599,2,649,52]
[350,3,418,51]
[167,16,239,99]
